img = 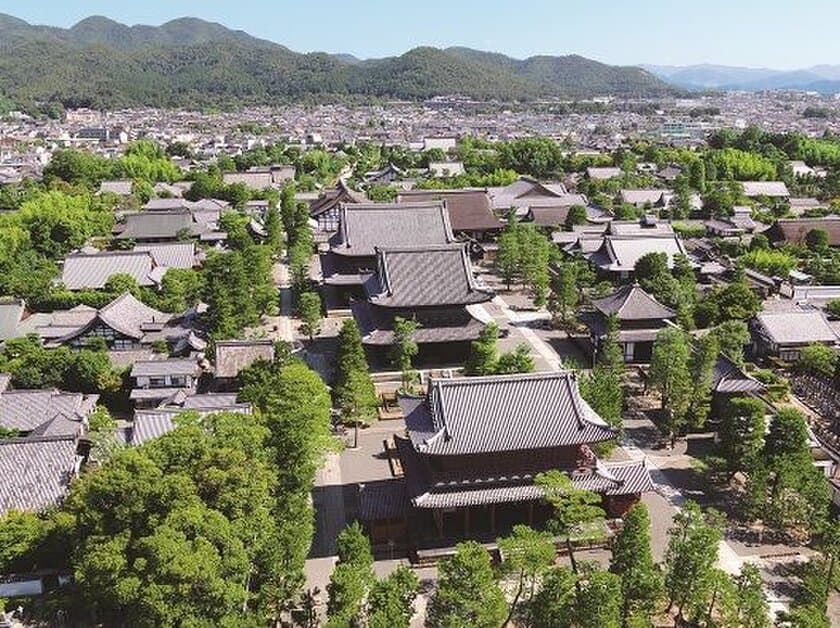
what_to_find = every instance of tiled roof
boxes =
[0,298,25,340]
[766,218,840,247]
[134,242,197,269]
[131,403,252,445]
[358,480,410,521]
[131,358,200,377]
[712,354,766,394]
[309,179,367,219]
[590,284,675,321]
[99,292,172,340]
[61,251,157,290]
[590,235,688,273]
[741,181,789,197]
[0,389,97,434]
[525,206,572,226]
[351,301,486,346]
[586,167,622,180]
[367,245,494,308]
[396,436,651,509]
[396,189,501,232]
[214,340,275,378]
[330,202,455,257]
[401,372,617,456]
[0,436,78,514]
[98,180,133,195]
[755,311,838,345]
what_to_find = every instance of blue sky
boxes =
[0,0,838,70]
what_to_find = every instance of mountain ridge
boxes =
[640,62,840,93]
[0,13,678,109]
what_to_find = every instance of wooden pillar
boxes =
[490,504,496,533]
[464,507,470,536]
[433,510,443,538]
[528,501,534,526]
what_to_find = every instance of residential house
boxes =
[751,311,839,362]
[59,250,163,290]
[37,292,206,355]
[741,181,790,200]
[113,209,226,244]
[586,234,690,280]
[766,217,840,247]
[0,435,81,514]
[129,358,201,408]
[0,385,98,438]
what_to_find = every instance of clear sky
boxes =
[0,0,838,70]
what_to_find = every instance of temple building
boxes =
[320,202,457,309]
[580,283,676,363]
[351,243,494,365]
[361,372,652,544]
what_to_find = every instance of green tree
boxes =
[610,503,663,620]
[426,541,507,628]
[327,523,375,626]
[529,566,578,628]
[730,564,771,628]
[465,322,500,375]
[536,470,605,574]
[805,228,829,252]
[565,204,588,228]
[390,317,419,391]
[549,262,579,325]
[368,565,419,628]
[710,320,751,366]
[264,201,283,254]
[664,501,725,622]
[575,569,623,628]
[796,343,838,378]
[495,344,535,375]
[497,525,556,625]
[719,397,766,478]
[649,328,693,444]
[686,333,719,429]
[297,291,323,341]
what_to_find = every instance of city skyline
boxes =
[1,0,839,71]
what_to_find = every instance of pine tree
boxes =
[610,503,663,620]
[368,565,419,628]
[497,525,556,625]
[465,322,499,375]
[334,319,378,446]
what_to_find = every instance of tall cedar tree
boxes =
[649,327,692,445]
[327,522,375,626]
[296,291,322,340]
[368,565,419,628]
[497,525,556,626]
[610,502,663,620]
[390,317,419,390]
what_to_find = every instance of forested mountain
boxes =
[0,13,678,109]
[642,62,840,93]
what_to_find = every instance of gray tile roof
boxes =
[134,242,197,269]
[60,251,158,290]
[367,245,494,308]
[351,301,486,346]
[0,389,97,434]
[755,311,839,345]
[131,403,252,445]
[586,167,622,180]
[741,181,789,197]
[590,235,688,273]
[395,436,651,509]
[712,354,766,394]
[131,358,200,377]
[590,284,675,321]
[401,372,617,456]
[98,180,133,195]
[0,436,78,514]
[396,190,501,232]
[0,298,25,340]
[331,202,455,257]
[214,340,275,378]
[114,209,216,241]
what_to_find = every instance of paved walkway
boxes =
[488,296,563,370]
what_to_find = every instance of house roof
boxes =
[401,372,617,457]
[590,283,676,321]
[766,218,840,247]
[131,358,200,378]
[222,171,273,189]
[309,179,367,219]
[351,301,486,346]
[608,220,675,237]
[0,298,25,341]
[367,245,494,308]
[395,435,651,509]
[131,403,252,445]
[741,181,789,197]
[330,202,455,257]
[396,189,501,232]
[755,311,839,345]
[711,354,766,394]
[619,189,670,206]
[586,167,622,180]
[133,242,197,269]
[98,180,133,195]
[60,250,158,290]
[589,235,688,273]
[0,435,78,514]
[0,389,97,434]
[214,339,275,378]
[525,206,572,226]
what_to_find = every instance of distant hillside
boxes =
[0,13,678,109]
[641,62,840,93]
